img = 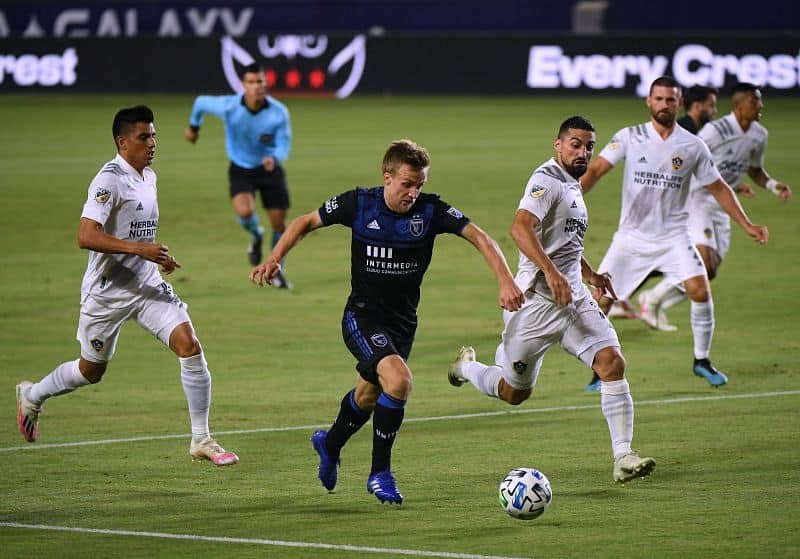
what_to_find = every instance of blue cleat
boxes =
[367,470,403,504]
[693,358,728,387]
[311,430,339,491]
[584,378,601,392]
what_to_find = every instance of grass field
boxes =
[1,94,799,558]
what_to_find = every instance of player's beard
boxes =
[564,159,587,179]
[652,109,676,127]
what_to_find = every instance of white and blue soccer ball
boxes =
[498,467,552,520]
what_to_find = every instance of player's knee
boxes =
[593,349,626,381]
[79,360,107,384]
[505,388,531,406]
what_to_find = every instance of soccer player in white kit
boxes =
[639,82,791,330]
[15,105,238,466]
[580,77,769,390]
[448,116,656,483]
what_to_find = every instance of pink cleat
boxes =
[189,436,239,466]
[16,381,40,443]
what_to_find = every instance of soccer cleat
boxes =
[248,235,263,266]
[16,381,41,443]
[693,358,728,387]
[583,378,602,392]
[638,291,659,329]
[607,299,639,320]
[271,270,293,290]
[311,429,340,491]
[367,470,404,504]
[656,307,678,332]
[613,452,656,483]
[447,346,475,387]
[189,436,239,466]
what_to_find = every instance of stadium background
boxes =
[1,2,799,558]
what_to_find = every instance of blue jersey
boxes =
[319,187,470,326]
[188,94,291,169]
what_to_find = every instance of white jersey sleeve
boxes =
[691,140,720,189]
[82,172,121,225]
[597,127,629,167]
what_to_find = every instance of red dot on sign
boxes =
[264,69,276,88]
[309,69,325,89]
[285,69,301,89]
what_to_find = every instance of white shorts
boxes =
[598,230,707,300]
[688,211,731,259]
[76,284,191,363]
[496,285,619,391]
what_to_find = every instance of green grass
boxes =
[1,94,799,558]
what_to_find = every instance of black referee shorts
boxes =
[228,162,290,210]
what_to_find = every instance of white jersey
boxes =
[79,154,164,306]
[690,113,768,221]
[515,158,588,299]
[599,121,721,241]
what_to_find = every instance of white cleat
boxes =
[607,299,639,320]
[16,381,41,443]
[189,436,239,466]
[613,452,656,483]
[638,291,659,329]
[448,346,475,387]
[656,307,678,332]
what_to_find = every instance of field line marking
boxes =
[0,522,532,559]
[2,389,798,454]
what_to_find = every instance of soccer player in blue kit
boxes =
[251,139,524,504]
[185,63,294,287]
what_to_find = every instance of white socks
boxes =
[690,299,714,359]
[179,353,211,439]
[601,379,634,459]
[27,359,90,405]
[460,360,502,398]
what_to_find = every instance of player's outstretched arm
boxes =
[705,180,769,245]
[250,210,324,286]
[579,157,613,194]
[748,166,792,202]
[77,217,180,271]
[460,223,524,312]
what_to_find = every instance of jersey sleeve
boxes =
[751,128,767,167]
[189,95,231,127]
[432,198,471,235]
[698,119,723,151]
[597,127,628,166]
[81,175,121,226]
[318,189,357,227]
[517,171,562,222]
[692,140,723,187]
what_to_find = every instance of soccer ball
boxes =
[498,467,552,520]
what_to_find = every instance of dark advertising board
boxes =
[2,34,798,96]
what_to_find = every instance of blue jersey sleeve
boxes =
[318,190,357,227]
[189,95,231,127]
[431,196,471,235]
[269,98,292,164]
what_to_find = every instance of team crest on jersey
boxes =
[370,333,388,347]
[94,188,111,204]
[672,156,684,170]
[530,184,546,198]
[259,133,274,145]
[608,137,620,149]
[704,227,712,239]
[90,338,104,352]
[512,361,528,374]
[447,206,463,219]
[409,216,424,237]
